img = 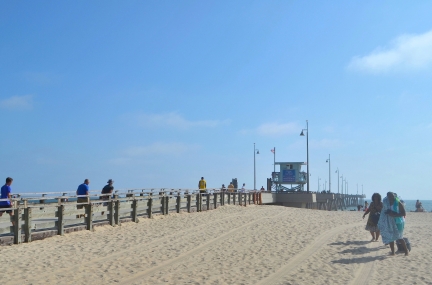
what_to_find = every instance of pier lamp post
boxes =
[341,176,344,194]
[335,168,339,194]
[254,143,259,190]
[326,154,331,193]
[300,120,309,193]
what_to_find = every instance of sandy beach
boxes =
[3,205,432,285]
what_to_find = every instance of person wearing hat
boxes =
[101,179,114,200]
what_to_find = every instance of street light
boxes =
[300,120,309,193]
[326,154,331,193]
[341,176,344,194]
[335,168,339,194]
[254,143,259,190]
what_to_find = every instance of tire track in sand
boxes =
[123,211,286,284]
[349,240,380,285]
[256,221,364,285]
[34,206,269,280]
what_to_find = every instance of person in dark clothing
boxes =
[101,179,114,215]
[101,179,114,200]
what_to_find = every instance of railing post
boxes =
[115,199,120,225]
[24,207,32,242]
[108,199,115,226]
[187,194,192,213]
[57,204,64,236]
[13,206,22,244]
[176,194,181,213]
[147,197,153,218]
[213,193,217,209]
[161,194,165,215]
[206,193,210,211]
[86,204,93,231]
[132,199,138,222]
[165,195,169,215]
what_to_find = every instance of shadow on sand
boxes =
[328,240,371,246]
[338,246,382,255]
[332,255,386,264]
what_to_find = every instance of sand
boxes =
[2,205,432,285]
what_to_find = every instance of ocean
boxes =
[362,199,432,212]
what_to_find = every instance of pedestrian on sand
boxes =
[378,192,409,256]
[363,193,383,242]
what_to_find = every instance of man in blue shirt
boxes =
[0,177,14,217]
[76,179,90,211]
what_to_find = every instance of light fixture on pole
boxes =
[300,120,309,193]
[335,168,339,194]
[254,143,259,190]
[326,154,331,193]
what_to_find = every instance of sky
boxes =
[1,1,432,199]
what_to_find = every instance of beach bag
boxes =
[396,237,411,252]
[371,212,380,224]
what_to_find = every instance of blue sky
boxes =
[1,1,432,199]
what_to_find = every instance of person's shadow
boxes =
[332,255,385,264]
[328,240,371,246]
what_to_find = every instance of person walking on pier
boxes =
[198,177,207,194]
[102,179,114,200]
[228,182,235,192]
[363,193,383,242]
[0,177,14,218]
[76,179,90,218]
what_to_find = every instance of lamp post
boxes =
[300,120,309,193]
[318,177,321,192]
[341,176,344,194]
[335,168,339,194]
[326,154,331,193]
[254,143,259,190]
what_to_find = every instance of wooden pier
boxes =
[0,190,263,245]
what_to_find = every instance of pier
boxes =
[261,192,366,210]
[1,189,364,246]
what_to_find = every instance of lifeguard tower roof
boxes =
[275,162,306,166]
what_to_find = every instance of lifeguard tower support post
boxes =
[272,162,307,192]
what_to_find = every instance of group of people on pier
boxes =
[362,192,409,256]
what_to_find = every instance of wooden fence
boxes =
[0,190,263,245]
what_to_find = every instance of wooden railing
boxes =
[0,190,263,245]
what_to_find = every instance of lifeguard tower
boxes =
[271,162,307,192]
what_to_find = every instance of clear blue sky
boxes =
[1,1,432,199]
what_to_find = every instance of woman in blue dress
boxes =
[378,192,409,256]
